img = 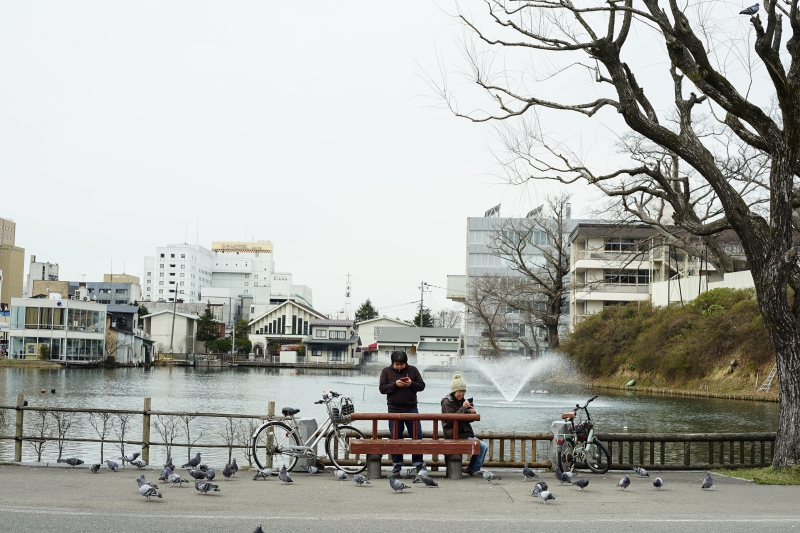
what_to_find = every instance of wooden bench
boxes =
[349,413,481,479]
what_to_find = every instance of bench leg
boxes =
[445,454,463,479]
[367,454,383,479]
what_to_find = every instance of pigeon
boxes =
[482,470,501,484]
[353,474,371,486]
[253,467,272,481]
[120,452,141,465]
[416,465,429,478]
[182,453,201,469]
[137,473,157,489]
[572,478,590,492]
[532,481,548,497]
[189,469,207,481]
[224,464,234,480]
[333,469,348,481]
[58,457,84,468]
[304,465,323,475]
[90,463,101,473]
[702,472,714,489]
[230,458,239,477]
[618,475,631,491]
[205,468,216,482]
[131,459,147,469]
[168,472,189,487]
[633,466,650,477]
[279,465,293,484]
[197,463,208,473]
[418,475,439,488]
[538,490,556,505]
[194,480,220,495]
[739,3,759,15]
[163,457,174,470]
[388,474,409,493]
[412,476,422,483]
[136,478,162,501]
[555,467,574,485]
[254,525,265,533]
[523,463,538,480]
[653,477,664,490]
[106,460,119,472]
[158,468,172,481]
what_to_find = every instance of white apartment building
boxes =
[25,256,59,298]
[142,244,214,303]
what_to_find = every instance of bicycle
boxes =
[556,395,611,474]
[251,390,367,474]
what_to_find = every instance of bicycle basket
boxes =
[328,397,354,424]
[575,421,592,441]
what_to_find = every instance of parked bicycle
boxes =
[251,390,367,474]
[557,395,611,474]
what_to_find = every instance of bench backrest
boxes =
[350,413,480,439]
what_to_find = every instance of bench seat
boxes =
[350,438,479,455]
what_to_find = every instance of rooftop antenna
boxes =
[345,273,352,320]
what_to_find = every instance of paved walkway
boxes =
[1,463,799,532]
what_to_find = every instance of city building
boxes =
[376,327,461,365]
[304,319,361,364]
[0,244,25,311]
[139,310,202,355]
[142,244,214,303]
[248,300,327,357]
[0,217,15,246]
[84,277,142,305]
[8,296,106,362]
[105,304,153,365]
[25,256,59,298]
[355,316,410,362]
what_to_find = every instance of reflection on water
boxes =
[0,366,778,466]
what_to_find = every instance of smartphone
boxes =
[401,377,411,382]
[468,397,474,405]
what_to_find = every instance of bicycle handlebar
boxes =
[573,395,599,412]
[314,400,324,404]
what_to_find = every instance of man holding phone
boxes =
[441,373,489,476]
[379,350,426,474]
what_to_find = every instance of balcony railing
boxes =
[574,283,650,294]
[575,250,652,262]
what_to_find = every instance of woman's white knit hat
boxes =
[450,373,467,392]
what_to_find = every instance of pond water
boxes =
[0,365,778,466]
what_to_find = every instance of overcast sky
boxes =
[0,1,592,319]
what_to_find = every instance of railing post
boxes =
[142,397,151,465]
[683,441,691,467]
[268,402,275,418]
[14,393,24,462]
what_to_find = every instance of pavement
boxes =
[1,463,800,533]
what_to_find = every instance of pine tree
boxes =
[196,301,221,352]
[355,299,380,323]
[412,308,434,327]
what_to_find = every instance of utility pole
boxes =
[418,281,430,327]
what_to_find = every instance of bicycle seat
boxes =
[561,412,576,419]
[282,407,300,416]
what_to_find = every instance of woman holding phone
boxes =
[378,350,426,474]
[441,373,489,476]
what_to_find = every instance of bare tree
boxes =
[466,275,507,357]
[51,411,74,462]
[26,410,51,462]
[444,0,800,466]
[433,307,464,329]
[237,418,259,467]
[0,408,9,437]
[216,416,240,465]
[88,411,114,462]
[152,414,183,464]
[178,414,203,461]
[113,412,134,462]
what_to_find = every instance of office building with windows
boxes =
[142,244,215,303]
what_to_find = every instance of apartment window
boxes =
[254,282,258,287]
[181,265,185,269]
[330,330,346,340]
[180,282,184,286]
[169,281,175,285]
[160,254,164,258]
[181,254,185,258]
[170,273,175,276]
[170,264,175,268]
[312,349,322,356]
[159,289,163,294]
[160,264,164,268]
[147,280,151,285]
[254,275,258,279]
[147,272,151,276]
[315,329,328,338]
[159,273,164,277]
[244,282,249,286]
[604,238,639,251]
[603,301,627,307]
[603,269,650,284]
[180,273,185,277]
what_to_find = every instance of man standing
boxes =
[379,350,426,474]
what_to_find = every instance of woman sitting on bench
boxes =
[441,374,489,476]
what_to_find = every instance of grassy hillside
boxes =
[561,288,776,392]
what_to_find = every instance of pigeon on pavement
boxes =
[353,474,371,486]
[163,457,174,470]
[740,3,759,15]
[538,490,556,505]
[388,475,409,493]
[555,467,573,485]
[230,458,239,477]
[418,476,438,488]
[253,467,272,481]
[279,466,293,484]
[523,463,538,480]
[137,473,157,489]
[572,478,590,491]
[106,460,119,472]
[416,465,429,478]
[136,477,162,501]
[120,452,141,465]
[482,470,501,484]
[158,468,172,481]
[253,525,265,533]
[182,453,201,469]
[224,464,233,480]
[653,477,664,490]
[633,466,650,477]
[197,464,208,473]
[168,472,189,487]
[89,463,101,473]
[205,468,216,482]
[131,459,147,469]
[304,465,323,475]
[189,469,207,481]
[618,475,631,491]
[58,458,84,468]
[702,472,714,489]
[333,469,348,481]
[194,480,220,495]
[532,481,548,497]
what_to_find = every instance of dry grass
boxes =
[716,466,800,485]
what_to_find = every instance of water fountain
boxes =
[463,353,573,403]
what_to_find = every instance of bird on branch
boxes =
[739,3,759,15]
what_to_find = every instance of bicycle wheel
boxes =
[585,438,611,474]
[557,437,577,473]
[252,422,300,472]
[325,424,367,474]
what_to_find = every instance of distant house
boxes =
[248,300,327,357]
[376,327,461,367]
[355,316,410,362]
[106,305,154,365]
[303,319,361,365]
[140,310,202,355]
